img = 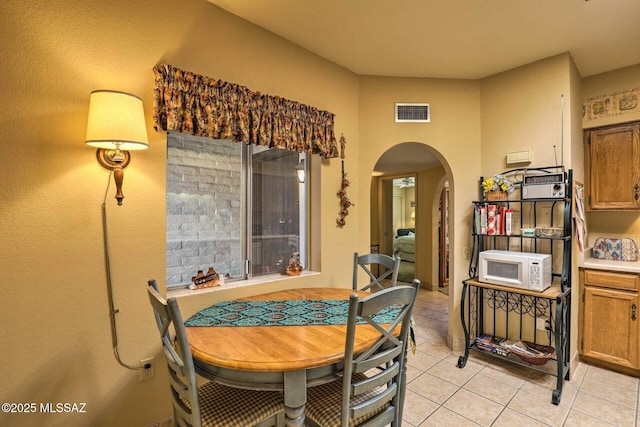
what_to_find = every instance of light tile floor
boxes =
[403,287,640,427]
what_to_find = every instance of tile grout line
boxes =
[408,290,640,426]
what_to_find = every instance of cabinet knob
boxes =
[635,184,639,201]
[633,304,637,321]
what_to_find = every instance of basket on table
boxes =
[510,341,556,365]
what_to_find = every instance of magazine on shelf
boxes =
[475,334,510,357]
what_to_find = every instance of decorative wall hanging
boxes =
[152,64,339,158]
[583,87,639,123]
[337,134,353,227]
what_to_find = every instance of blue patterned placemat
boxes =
[184,299,400,327]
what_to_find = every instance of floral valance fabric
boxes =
[153,64,339,158]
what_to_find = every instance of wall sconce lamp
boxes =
[85,90,148,371]
[411,211,415,221]
[296,159,306,183]
[85,90,148,205]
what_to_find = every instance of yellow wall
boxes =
[403,186,416,227]
[480,54,575,172]
[0,1,359,426]
[0,1,636,425]
[358,75,482,347]
[370,177,380,246]
[417,166,447,291]
[568,57,586,372]
[478,52,585,369]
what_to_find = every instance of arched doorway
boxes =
[370,142,451,293]
[371,142,455,353]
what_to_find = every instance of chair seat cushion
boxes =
[194,381,284,427]
[305,374,388,427]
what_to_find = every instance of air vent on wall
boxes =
[395,103,430,123]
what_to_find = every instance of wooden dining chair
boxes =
[353,252,401,291]
[146,280,285,427]
[304,279,421,427]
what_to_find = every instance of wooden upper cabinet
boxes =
[588,122,640,210]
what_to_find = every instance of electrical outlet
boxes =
[541,207,551,224]
[140,357,155,380]
[536,318,550,331]
[463,247,470,260]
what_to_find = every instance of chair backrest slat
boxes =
[147,280,202,427]
[357,406,396,427]
[350,384,397,420]
[353,252,402,291]
[352,363,398,394]
[340,279,420,427]
[354,346,401,374]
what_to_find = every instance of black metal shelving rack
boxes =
[457,167,572,405]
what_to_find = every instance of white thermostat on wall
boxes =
[506,150,531,165]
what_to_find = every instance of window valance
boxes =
[152,63,339,158]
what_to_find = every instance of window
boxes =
[166,132,307,288]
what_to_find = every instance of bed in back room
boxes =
[393,228,415,283]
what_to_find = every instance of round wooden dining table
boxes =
[185,287,378,427]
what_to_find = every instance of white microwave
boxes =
[478,250,552,291]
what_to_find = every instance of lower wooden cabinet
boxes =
[580,268,640,374]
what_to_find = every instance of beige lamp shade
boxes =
[85,90,149,150]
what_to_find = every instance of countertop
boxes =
[580,247,640,273]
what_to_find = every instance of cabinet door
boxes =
[588,123,640,210]
[582,286,639,369]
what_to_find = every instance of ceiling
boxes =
[206,0,640,175]
[374,143,442,176]
[207,0,640,79]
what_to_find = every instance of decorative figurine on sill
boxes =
[284,252,303,276]
[190,266,220,289]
